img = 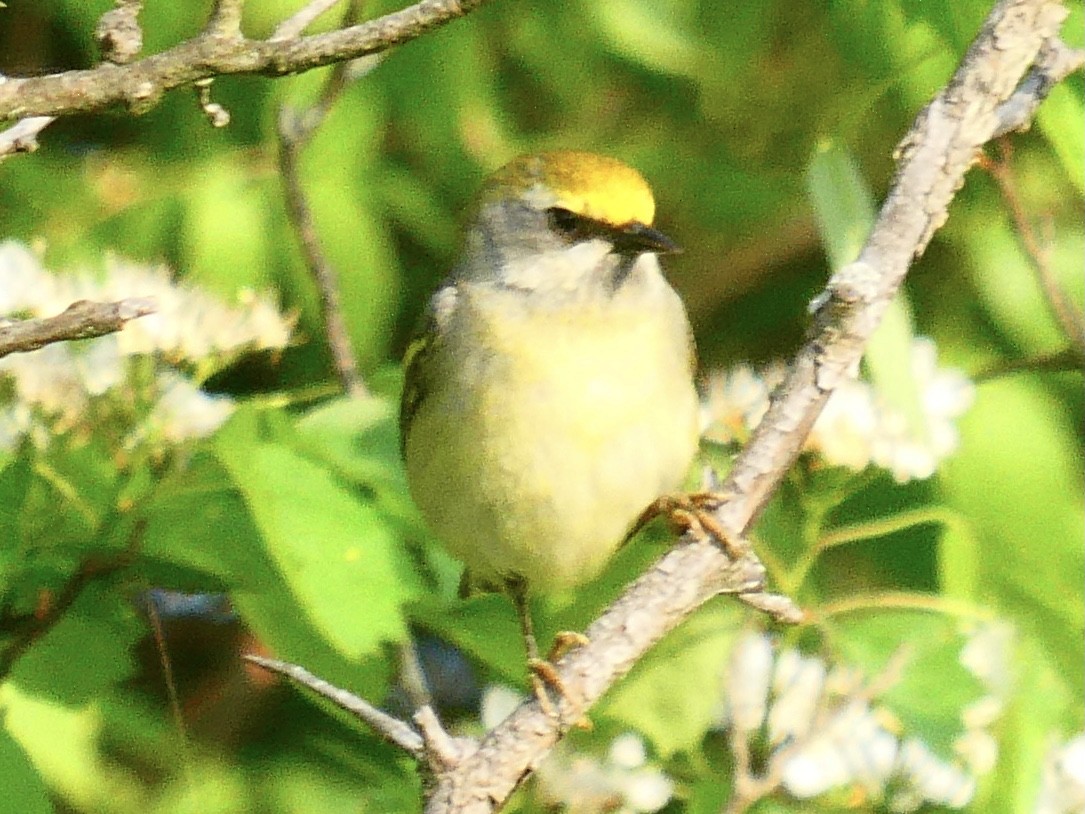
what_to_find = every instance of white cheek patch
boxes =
[500,240,614,294]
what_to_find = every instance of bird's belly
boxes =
[404,308,699,593]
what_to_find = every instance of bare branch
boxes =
[715,0,1068,533]
[0,0,497,120]
[0,116,56,160]
[207,0,246,39]
[399,638,435,712]
[277,0,374,397]
[993,38,1085,137]
[415,705,474,772]
[981,140,1085,352]
[244,654,426,756]
[421,1,1071,810]
[95,0,144,64]
[272,0,346,41]
[0,299,156,360]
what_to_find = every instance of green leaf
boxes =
[806,142,928,451]
[591,0,704,77]
[293,394,424,532]
[936,506,983,602]
[941,376,1085,689]
[141,450,260,589]
[22,437,121,552]
[0,683,145,814]
[8,583,140,706]
[215,411,418,660]
[0,454,33,583]
[1038,83,1085,195]
[977,632,1077,813]
[181,160,274,295]
[142,424,395,693]
[410,594,526,687]
[831,611,983,752]
[805,140,875,272]
[597,602,740,758]
[0,729,51,814]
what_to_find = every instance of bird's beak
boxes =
[613,221,682,256]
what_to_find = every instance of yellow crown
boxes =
[480,151,656,227]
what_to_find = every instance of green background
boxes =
[0,1,1082,812]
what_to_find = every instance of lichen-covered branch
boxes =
[0,0,496,121]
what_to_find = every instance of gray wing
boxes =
[399,283,459,454]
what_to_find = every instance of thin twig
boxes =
[272,0,346,41]
[399,637,434,711]
[0,116,56,160]
[244,654,426,755]
[981,139,1085,352]
[145,589,187,739]
[0,0,498,120]
[0,298,155,360]
[972,346,1083,381]
[415,705,472,771]
[277,0,374,397]
[194,78,232,127]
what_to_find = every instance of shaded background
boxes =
[0,1,1082,812]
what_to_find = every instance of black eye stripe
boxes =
[546,207,595,241]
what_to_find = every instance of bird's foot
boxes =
[636,491,744,558]
[528,631,591,729]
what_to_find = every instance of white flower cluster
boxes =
[0,241,293,451]
[0,241,291,361]
[956,621,1014,776]
[480,685,674,814]
[701,338,974,482]
[720,629,1006,811]
[1034,733,1085,814]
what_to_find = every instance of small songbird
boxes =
[400,151,701,706]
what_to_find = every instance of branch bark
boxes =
[0,0,497,121]
[420,1,1072,810]
[0,116,56,160]
[0,299,155,360]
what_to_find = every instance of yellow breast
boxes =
[403,277,699,593]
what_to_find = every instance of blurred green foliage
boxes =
[0,0,1082,812]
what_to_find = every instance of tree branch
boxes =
[992,37,1084,137]
[95,0,145,65]
[0,0,497,121]
[981,139,1085,352]
[272,0,347,42]
[419,1,1071,810]
[245,654,428,756]
[277,0,374,398]
[0,115,56,160]
[0,299,155,360]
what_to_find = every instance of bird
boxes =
[400,150,702,711]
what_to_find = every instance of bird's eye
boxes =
[547,207,586,241]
